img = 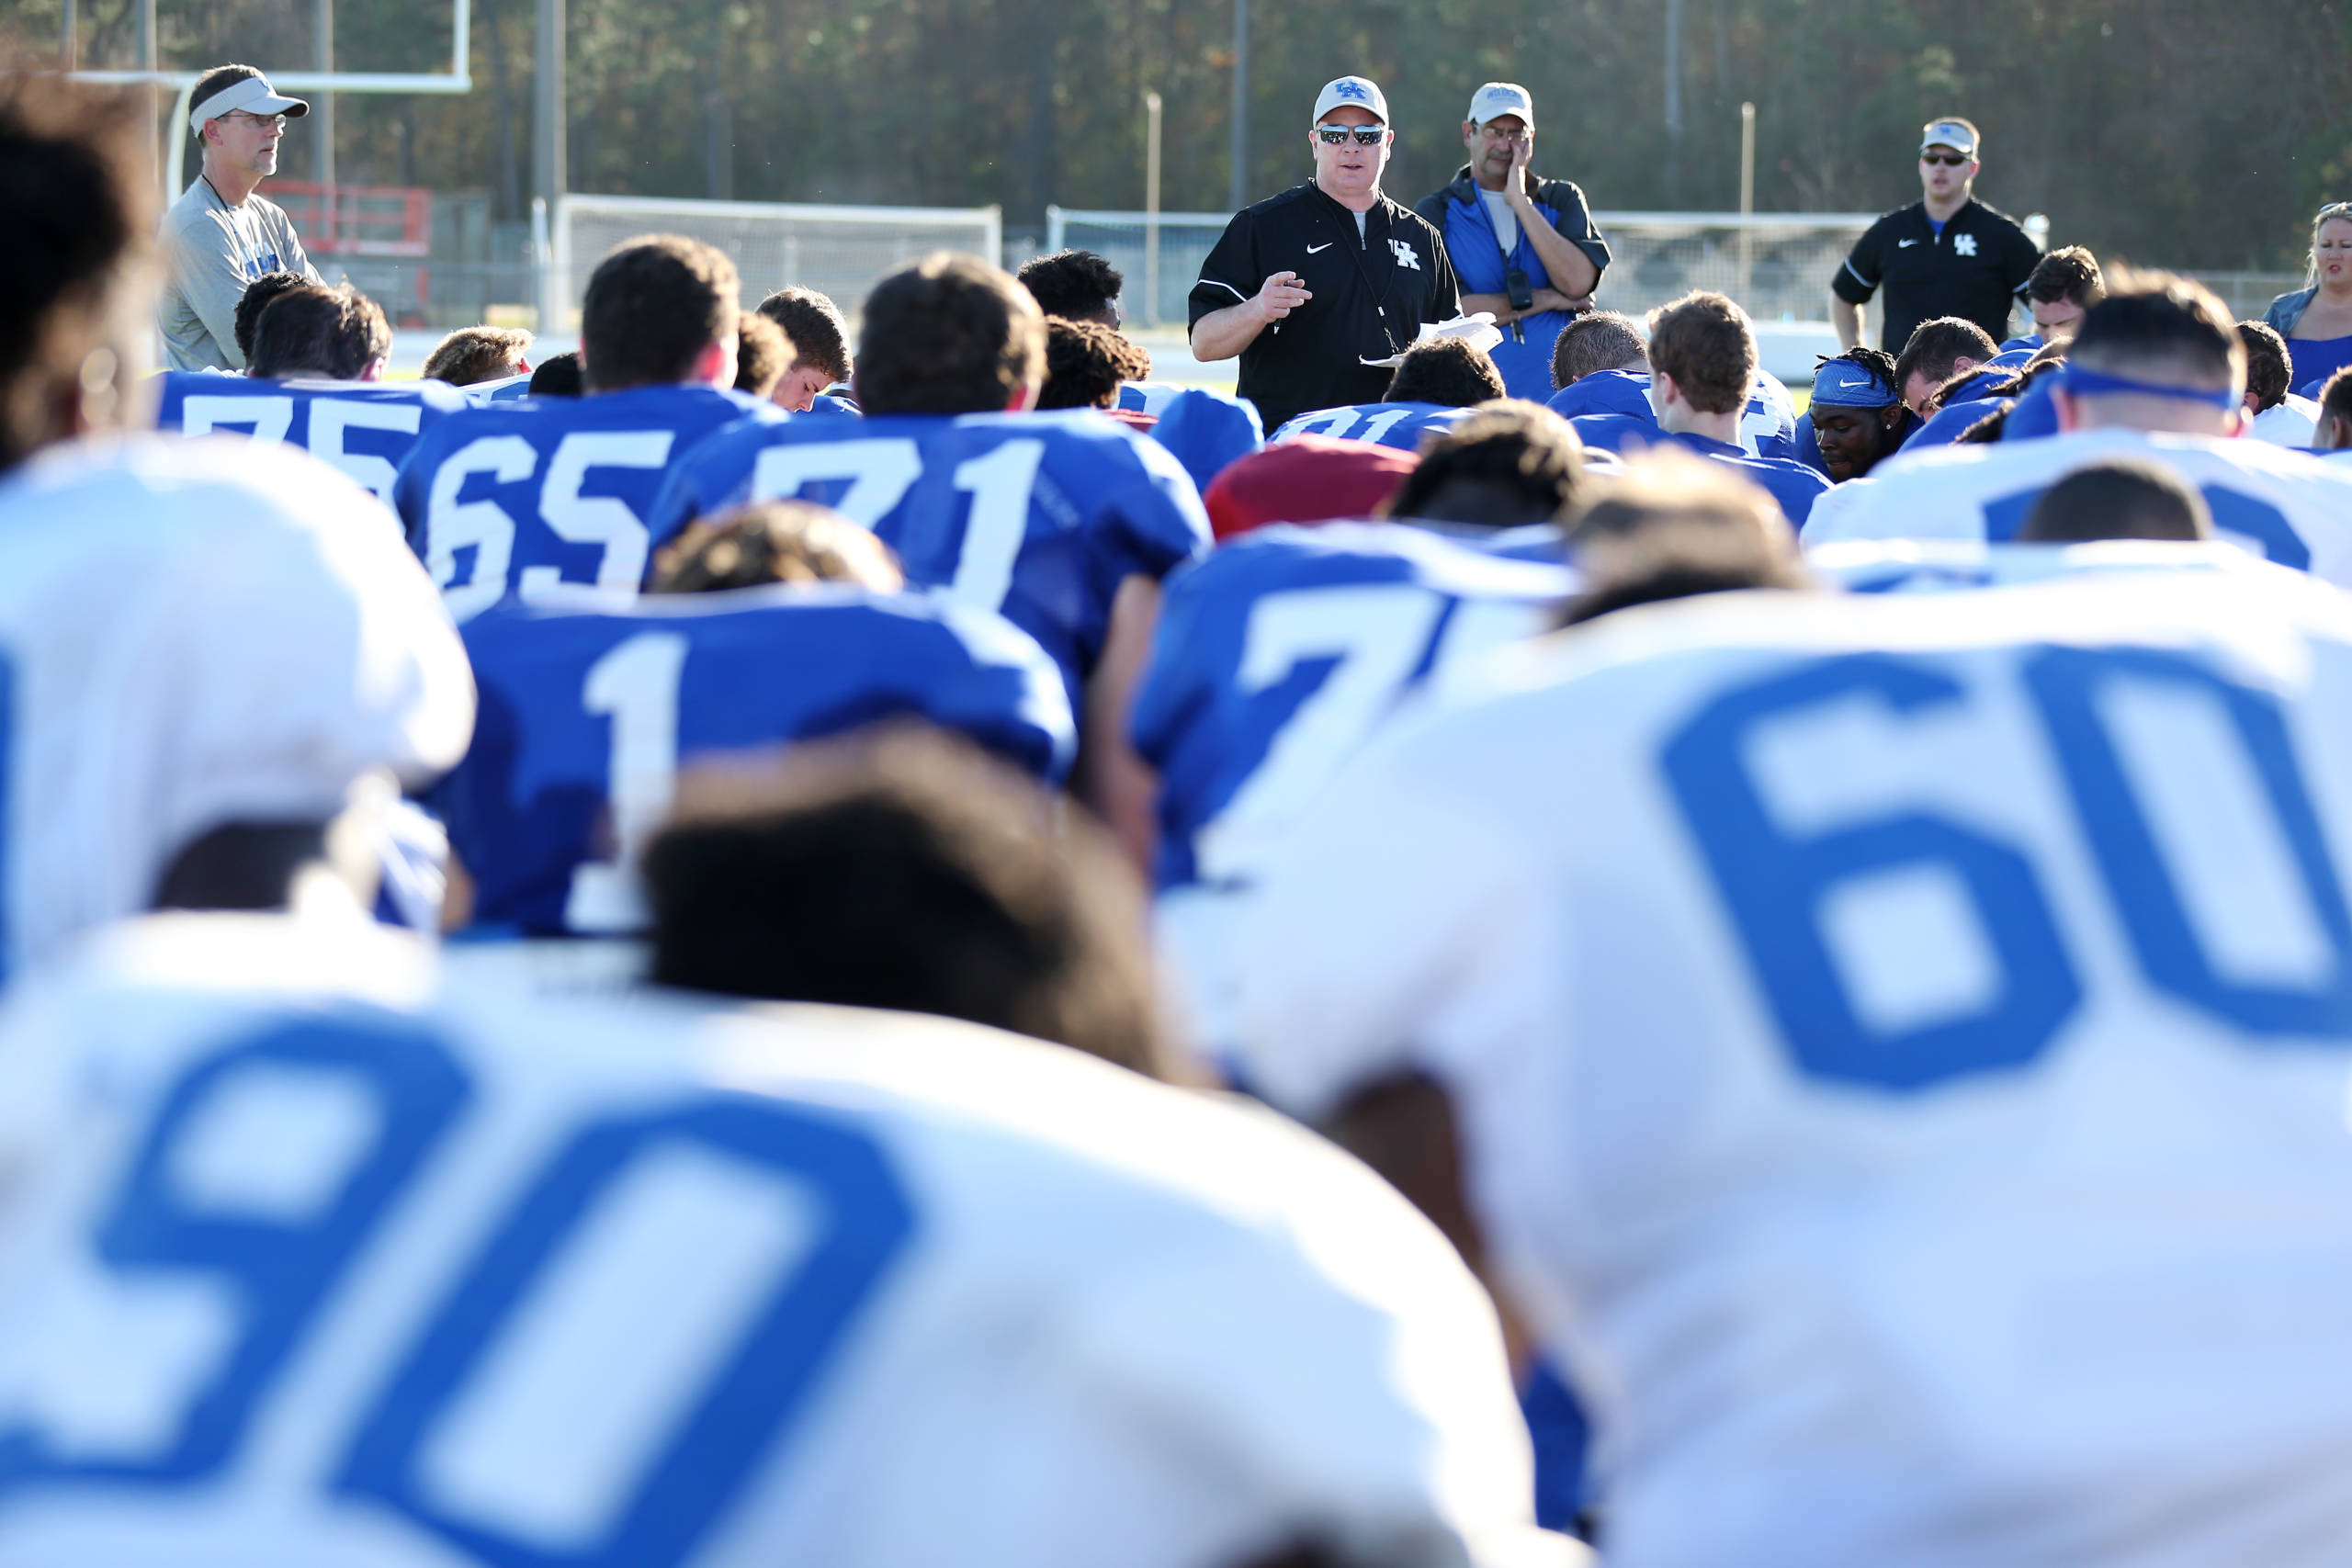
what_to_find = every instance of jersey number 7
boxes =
[750,436,1046,612]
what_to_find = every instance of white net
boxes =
[1047,209,1234,328]
[1595,212,1877,324]
[553,196,1002,323]
[1043,207,1880,331]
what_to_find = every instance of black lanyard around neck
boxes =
[1319,189,1403,355]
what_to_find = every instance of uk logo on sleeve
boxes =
[1391,239,1422,271]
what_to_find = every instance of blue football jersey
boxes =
[1146,386,1263,493]
[437,585,1075,935]
[1907,396,2014,447]
[1133,524,1572,1048]
[2000,375,2064,442]
[1545,368,1799,461]
[1566,423,1829,528]
[393,384,775,622]
[1134,523,1574,895]
[1270,401,1476,451]
[154,371,474,502]
[647,409,1212,702]
[1118,379,1189,415]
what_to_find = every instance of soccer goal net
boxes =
[1042,207,1881,330]
[552,195,1002,325]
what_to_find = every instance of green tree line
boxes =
[18,0,2352,270]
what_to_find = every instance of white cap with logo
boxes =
[1466,83,1534,130]
[1313,76,1389,125]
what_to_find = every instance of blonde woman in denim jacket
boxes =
[2265,202,2352,396]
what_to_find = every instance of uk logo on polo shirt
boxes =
[1954,233,1979,256]
[1391,239,1422,270]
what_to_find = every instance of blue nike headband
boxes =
[2057,365,2242,411]
[1811,358,1898,409]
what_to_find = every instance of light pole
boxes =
[1144,90,1162,327]
[315,0,336,227]
[1663,0,1682,196]
[1737,101,1755,307]
[535,0,567,333]
[1228,0,1249,213]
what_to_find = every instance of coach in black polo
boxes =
[1190,75,1461,434]
[1830,118,2040,355]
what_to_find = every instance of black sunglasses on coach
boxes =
[1316,125,1387,147]
[1920,152,1971,166]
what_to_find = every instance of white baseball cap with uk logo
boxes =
[1313,76,1388,125]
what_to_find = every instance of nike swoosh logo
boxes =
[1898,238,1920,247]
[1306,243,1333,254]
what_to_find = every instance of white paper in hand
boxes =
[1361,313,1505,369]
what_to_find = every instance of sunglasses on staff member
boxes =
[1316,124,1388,146]
[1920,151,1972,166]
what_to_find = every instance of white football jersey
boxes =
[2250,392,2321,448]
[0,915,1570,1568]
[0,436,472,979]
[1802,427,2352,585]
[1804,536,2309,596]
[1233,559,2352,1568]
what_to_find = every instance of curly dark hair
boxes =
[234,271,311,363]
[2235,320,2291,412]
[1385,338,1507,408]
[650,499,903,592]
[733,310,794,399]
[1038,317,1152,409]
[1017,249,1125,323]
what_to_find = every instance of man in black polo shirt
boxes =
[1830,118,2039,355]
[1190,75,1461,434]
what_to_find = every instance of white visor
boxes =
[190,75,310,135]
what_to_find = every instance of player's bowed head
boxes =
[1561,448,1812,625]
[853,252,1046,415]
[577,232,742,394]
[0,67,154,472]
[2052,268,2250,438]
[645,725,1194,1085]
[2014,458,2214,546]
[1381,400,1586,530]
[649,499,905,594]
[246,282,391,381]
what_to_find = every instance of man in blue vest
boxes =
[1415,84,1611,401]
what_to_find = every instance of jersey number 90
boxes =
[0,1013,914,1566]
